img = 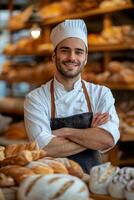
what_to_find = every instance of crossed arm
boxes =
[44,113,114,157]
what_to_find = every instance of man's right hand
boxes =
[91,112,109,128]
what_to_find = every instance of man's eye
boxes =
[76,51,83,55]
[61,49,69,53]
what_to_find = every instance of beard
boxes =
[55,56,85,79]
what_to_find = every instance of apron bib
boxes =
[50,79,100,173]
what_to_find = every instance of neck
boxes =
[55,74,81,91]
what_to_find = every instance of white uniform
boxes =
[24,78,120,150]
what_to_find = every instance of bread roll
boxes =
[38,158,68,174]
[0,165,34,185]
[0,172,15,187]
[0,146,5,161]
[89,162,119,195]
[5,141,38,158]
[26,161,54,175]
[54,158,84,178]
[125,180,134,200]
[108,167,134,199]
[18,174,90,200]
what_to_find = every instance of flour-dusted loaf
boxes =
[26,161,54,175]
[38,157,68,174]
[89,162,119,195]
[0,165,35,185]
[108,167,134,199]
[125,179,134,200]
[18,174,90,200]
[0,172,15,187]
[54,157,84,178]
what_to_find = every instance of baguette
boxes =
[5,141,38,158]
[0,149,47,166]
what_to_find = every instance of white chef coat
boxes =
[24,77,120,151]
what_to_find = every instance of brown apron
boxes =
[50,79,100,173]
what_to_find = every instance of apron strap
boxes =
[50,79,92,119]
[50,79,55,119]
[81,80,92,112]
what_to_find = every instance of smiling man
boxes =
[24,19,120,173]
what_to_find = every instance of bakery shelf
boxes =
[103,83,134,90]
[120,133,134,142]
[89,43,134,52]
[90,193,125,200]
[44,4,134,26]
[0,97,24,115]
[9,3,134,32]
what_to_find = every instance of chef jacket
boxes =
[24,77,120,152]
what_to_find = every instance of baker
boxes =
[24,19,120,173]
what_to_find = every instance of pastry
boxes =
[89,162,119,195]
[18,174,90,200]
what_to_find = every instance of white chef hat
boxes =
[50,19,88,49]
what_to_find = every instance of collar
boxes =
[53,76,82,91]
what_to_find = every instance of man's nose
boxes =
[68,51,76,60]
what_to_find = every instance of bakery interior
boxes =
[0,0,134,199]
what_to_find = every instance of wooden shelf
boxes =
[9,4,134,32]
[89,43,134,52]
[90,193,125,200]
[120,133,134,142]
[44,4,134,26]
[104,83,134,90]
[0,97,24,115]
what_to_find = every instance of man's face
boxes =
[53,37,88,79]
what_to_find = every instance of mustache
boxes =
[62,60,80,65]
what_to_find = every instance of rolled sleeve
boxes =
[95,87,120,153]
[24,90,53,149]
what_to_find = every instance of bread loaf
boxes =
[38,157,68,174]
[26,161,54,175]
[0,149,47,166]
[18,174,90,200]
[0,146,5,161]
[0,165,35,185]
[89,162,119,195]
[54,158,84,178]
[0,172,15,187]
[125,179,134,200]
[5,141,38,158]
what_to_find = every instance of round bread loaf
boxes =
[18,174,90,200]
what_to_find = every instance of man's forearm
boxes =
[54,127,114,151]
[43,135,86,157]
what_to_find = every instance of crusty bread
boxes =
[26,161,54,175]
[0,146,5,161]
[0,172,15,187]
[0,149,47,166]
[38,157,68,174]
[18,174,90,200]
[0,165,35,185]
[54,158,84,178]
[5,141,38,158]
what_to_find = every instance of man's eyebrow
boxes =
[59,47,85,51]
